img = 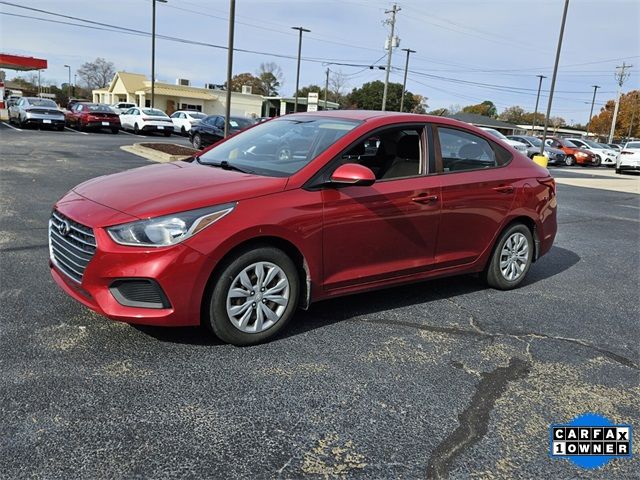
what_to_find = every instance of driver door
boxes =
[321,125,441,290]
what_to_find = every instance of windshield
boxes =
[27,98,57,108]
[562,139,577,147]
[526,137,542,147]
[87,104,114,112]
[582,139,603,148]
[141,108,168,117]
[483,128,507,140]
[188,112,207,119]
[229,117,254,129]
[198,116,360,177]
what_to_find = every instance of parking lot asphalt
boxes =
[1,127,639,479]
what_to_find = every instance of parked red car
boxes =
[65,103,120,133]
[544,136,598,166]
[49,111,557,345]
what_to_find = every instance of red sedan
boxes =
[49,111,557,345]
[65,103,120,133]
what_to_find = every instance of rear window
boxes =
[141,108,168,117]
[87,104,114,112]
[27,98,57,108]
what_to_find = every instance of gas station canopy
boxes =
[0,53,47,71]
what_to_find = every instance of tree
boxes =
[228,72,265,95]
[257,62,283,96]
[410,94,428,114]
[499,105,526,124]
[589,90,640,139]
[462,100,498,118]
[77,57,115,90]
[347,80,418,112]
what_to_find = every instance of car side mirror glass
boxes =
[330,163,376,187]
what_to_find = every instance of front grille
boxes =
[109,279,171,309]
[49,210,96,283]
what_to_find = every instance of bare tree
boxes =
[328,70,348,98]
[77,58,116,90]
[256,62,283,96]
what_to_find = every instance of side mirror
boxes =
[330,163,376,187]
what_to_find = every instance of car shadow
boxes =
[133,246,580,346]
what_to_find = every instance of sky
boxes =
[0,0,638,124]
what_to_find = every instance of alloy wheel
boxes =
[226,261,290,334]
[499,232,529,281]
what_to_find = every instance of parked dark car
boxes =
[65,103,120,133]
[8,97,65,130]
[48,111,557,345]
[507,135,566,165]
[190,115,255,149]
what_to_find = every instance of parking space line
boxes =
[119,130,146,138]
[64,127,89,135]
[1,121,22,131]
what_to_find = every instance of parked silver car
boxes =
[507,135,566,165]
[9,97,65,130]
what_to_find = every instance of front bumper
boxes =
[49,204,211,327]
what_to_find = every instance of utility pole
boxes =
[151,0,168,109]
[38,70,41,95]
[540,0,570,156]
[224,0,235,138]
[381,3,400,111]
[399,48,416,112]
[324,67,329,110]
[531,75,546,134]
[64,64,71,104]
[291,26,311,113]
[608,61,632,143]
[586,84,599,137]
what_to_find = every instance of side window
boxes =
[340,126,424,180]
[215,117,225,128]
[437,127,508,173]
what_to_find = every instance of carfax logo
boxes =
[550,413,632,469]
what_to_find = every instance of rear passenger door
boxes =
[432,125,517,268]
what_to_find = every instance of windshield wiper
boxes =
[200,159,253,174]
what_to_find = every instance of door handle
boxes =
[493,185,514,194]
[412,194,438,204]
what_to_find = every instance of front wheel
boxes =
[592,157,601,167]
[483,223,533,290]
[206,247,299,346]
[192,133,202,149]
[565,155,575,167]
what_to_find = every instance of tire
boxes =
[134,123,140,134]
[192,133,202,149]
[181,126,187,136]
[206,246,299,346]
[111,128,119,134]
[565,155,575,167]
[483,223,534,290]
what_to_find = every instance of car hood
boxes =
[72,161,288,221]
[544,146,565,155]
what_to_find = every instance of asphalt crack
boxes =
[425,357,532,479]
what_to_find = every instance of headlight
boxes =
[107,203,235,247]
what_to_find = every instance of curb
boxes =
[120,143,196,163]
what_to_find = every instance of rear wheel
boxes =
[206,247,299,346]
[483,223,533,290]
[565,155,575,167]
[593,156,601,167]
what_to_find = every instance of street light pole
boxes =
[224,0,236,138]
[151,0,167,109]
[324,67,329,110]
[399,48,416,113]
[531,75,546,134]
[540,0,570,156]
[63,64,71,104]
[586,84,600,137]
[291,26,310,113]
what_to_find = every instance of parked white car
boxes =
[110,102,137,114]
[566,138,618,167]
[119,107,174,136]
[616,141,640,174]
[479,127,528,154]
[170,110,207,135]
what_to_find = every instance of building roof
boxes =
[135,82,218,100]
[109,71,146,93]
[448,112,518,130]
